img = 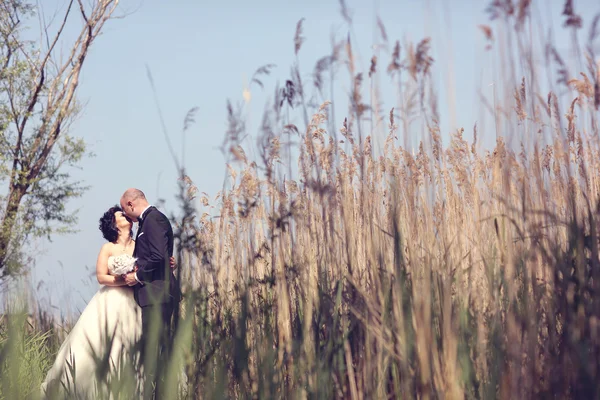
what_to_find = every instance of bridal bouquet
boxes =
[109,254,137,276]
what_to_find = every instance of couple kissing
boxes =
[41,188,182,399]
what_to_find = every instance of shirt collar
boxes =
[138,205,152,221]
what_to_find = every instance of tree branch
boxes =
[17,0,73,137]
[28,0,119,182]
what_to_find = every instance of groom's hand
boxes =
[123,272,138,286]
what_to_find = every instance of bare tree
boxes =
[0,0,120,277]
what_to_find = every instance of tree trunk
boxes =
[0,183,27,272]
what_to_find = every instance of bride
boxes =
[41,205,175,398]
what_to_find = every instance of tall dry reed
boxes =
[174,2,600,398]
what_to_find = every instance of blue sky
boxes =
[11,0,598,317]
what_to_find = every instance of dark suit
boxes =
[132,206,181,398]
[133,206,181,308]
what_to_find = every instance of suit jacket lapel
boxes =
[133,219,143,257]
[133,207,154,257]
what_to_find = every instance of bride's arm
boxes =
[96,244,127,286]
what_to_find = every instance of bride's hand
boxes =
[170,256,177,269]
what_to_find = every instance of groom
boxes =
[120,188,181,395]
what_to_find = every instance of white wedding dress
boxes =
[41,256,143,399]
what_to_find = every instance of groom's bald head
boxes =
[120,188,149,219]
[121,188,146,202]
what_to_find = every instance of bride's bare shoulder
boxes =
[99,242,116,254]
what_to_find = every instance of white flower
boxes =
[109,254,137,276]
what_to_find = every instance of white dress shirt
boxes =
[139,204,152,221]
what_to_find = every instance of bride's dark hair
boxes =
[99,205,132,242]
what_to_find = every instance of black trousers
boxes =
[139,301,174,399]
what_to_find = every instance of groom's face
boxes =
[120,198,137,219]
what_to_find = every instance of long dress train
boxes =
[41,256,142,398]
